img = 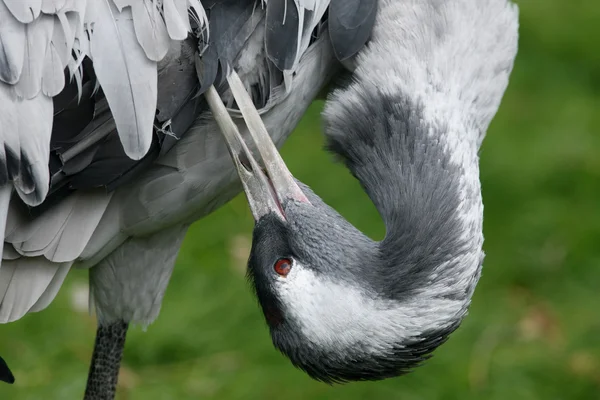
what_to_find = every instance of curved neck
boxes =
[322,0,517,304]
[325,84,483,301]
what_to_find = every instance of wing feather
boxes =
[54,12,77,66]
[128,0,171,61]
[0,1,25,84]
[42,38,65,96]
[89,1,157,160]
[14,15,54,99]
[2,0,207,166]
[0,84,53,206]
[28,261,71,313]
[43,191,113,262]
[163,0,190,40]
[0,257,70,323]
[41,0,67,14]
[2,245,20,261]
[329,0,377,61]
[266,0,330,73]
[0,259,17,303]
[7,194,77,249]
[2,0,42,24]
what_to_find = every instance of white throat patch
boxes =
[275,262,467,356]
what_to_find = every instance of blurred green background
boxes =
[1,0,599,398]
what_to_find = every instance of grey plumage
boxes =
[266,0,301,70]
[218,0,519,384]
[0,0,520,394]
[0,1,352,396]
[328,0,377,61]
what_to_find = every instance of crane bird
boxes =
[0,0,519,396]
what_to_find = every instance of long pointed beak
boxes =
[204,70,309,222]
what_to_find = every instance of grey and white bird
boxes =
[0,0,519,396]
[0,0,374,396]
[207,0,519,383]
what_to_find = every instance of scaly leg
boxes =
[83,321,129,400]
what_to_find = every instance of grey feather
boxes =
[328,0,376,61]
[28,261,71,313]
[7,193,76,245]
[9,191,112,262]
[265,0,300,70]
[43,191,113,262]
[0,257,68,322]
[0,258,16,302]
[2,245,20,261]
[195,44,219,94]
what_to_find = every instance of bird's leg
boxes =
[83,321,129,400]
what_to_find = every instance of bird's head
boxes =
[207,71,480,383]
[245,182,439,383]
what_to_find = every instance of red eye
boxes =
[274,258,292,277]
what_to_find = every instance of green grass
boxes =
[2,0,600,398]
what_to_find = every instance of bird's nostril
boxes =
[240,152,253,172]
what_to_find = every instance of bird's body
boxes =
[0,1,344,323]
[0,0,366,395]
[0,0,519,396]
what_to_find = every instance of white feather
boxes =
[2,0,42,24]
[0,83,53,206]
[12,97,53,203]
[130,0,171,61]
[89,0,157,160]
[0,257,69,322]
[54,12,77,66]
[41,0,66,14]
[296,0,329,67]
[187,0,208,32]
[42,37,65,96]
[163,0,189,40]
[0,1,25,84]
[3,0,208,163]
[28,261,71,313]
[297,0,317,10]
[14,14,54,99]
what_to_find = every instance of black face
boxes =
[247,212,294,328]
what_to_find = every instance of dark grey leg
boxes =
[84,321,129,400]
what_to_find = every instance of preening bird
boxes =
[0,0,519,397]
